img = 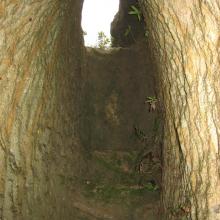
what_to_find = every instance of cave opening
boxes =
[81,0,119,48]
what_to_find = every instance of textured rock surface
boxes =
[0,1,85,219]
[140,0,220,219]
[0,0,160,220]
[111,0,145,47]
[81,42,157,152]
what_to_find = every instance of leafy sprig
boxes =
[128,5,142,21]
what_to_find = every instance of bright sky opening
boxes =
[82,0,119,47]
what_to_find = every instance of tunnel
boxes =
[1,0,220,220]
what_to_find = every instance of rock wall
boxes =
[0,0,159,219]
[111,0,145,47]
[0,1,85,219]
[81,41,156,152]
[139,0,220,219]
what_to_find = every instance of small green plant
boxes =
[133,125,147,142]
[146,96,157,103]
[97,31,111,49]
[128,5,142,21]
[124,25,137,43]
[145,96,158,112]
[144,181,159,191]
[124,25,132,37]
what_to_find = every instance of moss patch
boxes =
[83,182,159,205]
[80,150,159,208]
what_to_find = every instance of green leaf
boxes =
[131,5,139,12]
[146,96,157,103]
[97,31,111,49]
[128,5,142,21]
[124,25,131,37]
[144,182,159,191]
[128,11,136,15]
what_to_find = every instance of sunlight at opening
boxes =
[82,0,119,47]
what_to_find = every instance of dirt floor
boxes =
[72,148,161,220]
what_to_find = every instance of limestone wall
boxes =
[0,1,85,219]
[81,42,156,152]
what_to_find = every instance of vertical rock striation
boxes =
[140,0,220,219]
[0,1,85,219]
